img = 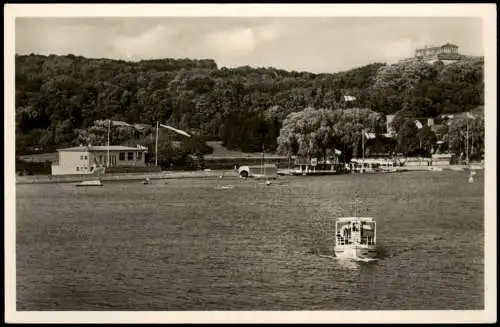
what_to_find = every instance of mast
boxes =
[262,144,265,176]
[466,112,469,166]
[155,121,159,166]
[106,119,111,168]
[361,130,365,173]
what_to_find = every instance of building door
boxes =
[111,155,117,167]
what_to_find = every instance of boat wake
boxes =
[317,254,379,263]
[215,185,234,190]
[353,257,379,263]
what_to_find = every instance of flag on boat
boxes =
[466,112,476,120]
[364,132,376,139]
[334,148,342,155]
[160,124,191,137]
[344,95,357,102]
[415,120,423,129]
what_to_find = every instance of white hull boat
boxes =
[334,216,377,260]
[76,179,103,187]
[334,244,378,260]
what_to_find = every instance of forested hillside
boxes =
[15,53,484,156]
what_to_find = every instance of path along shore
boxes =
[15,164,482,185]
[16,170,240,185]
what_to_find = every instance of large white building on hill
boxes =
[399,43,479,65]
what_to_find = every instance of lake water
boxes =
[16,171,484,310]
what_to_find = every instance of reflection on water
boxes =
[335,258,363,270]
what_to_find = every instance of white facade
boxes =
[51,145,148,175]
[51,149,91,175]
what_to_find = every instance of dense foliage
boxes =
[277,107,385,161]
[15,54,484,160]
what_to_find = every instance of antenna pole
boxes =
[362,130,365,173]
[107,119,111,168]
[155,121,159,167]
[261,144,264,176]
[466,113,469,166]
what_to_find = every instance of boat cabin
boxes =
[335,217,376,246]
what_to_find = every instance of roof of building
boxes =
[336,217,375,222]
[416,43,459,51]
[57,145,148,152]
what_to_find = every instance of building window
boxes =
[119,152,125,160]
[80,155,84,160]
[84,155,88,160]
[76,167,79,171]
[137,152,142,160]
[128,152,134,160]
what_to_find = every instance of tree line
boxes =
[15,53,484,162]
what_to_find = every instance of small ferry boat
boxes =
[334,203,377,260]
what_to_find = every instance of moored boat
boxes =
[76,179,103,187]
[350,158,399,174]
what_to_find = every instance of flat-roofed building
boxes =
[51,144,148,175]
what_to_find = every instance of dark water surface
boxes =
[16,171,484,310]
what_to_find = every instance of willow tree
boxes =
[277,107,384,161]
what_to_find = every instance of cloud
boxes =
[206,27,256,55]
[381,39,416,64]
[111,25,179,60]
[254,22,283,43]
[15,17,484,73]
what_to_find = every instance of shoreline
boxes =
[15,164,482,185]
[16,170,240,185]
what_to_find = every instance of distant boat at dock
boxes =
[349,158,400,174]
[278,157,348,176]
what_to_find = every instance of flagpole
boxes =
[261,144,264,176]
[362,130,365,173]
[155,121,159,167]
[107,119,111,168]
[466,113,469,166]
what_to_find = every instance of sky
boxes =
[15,17,484,74]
